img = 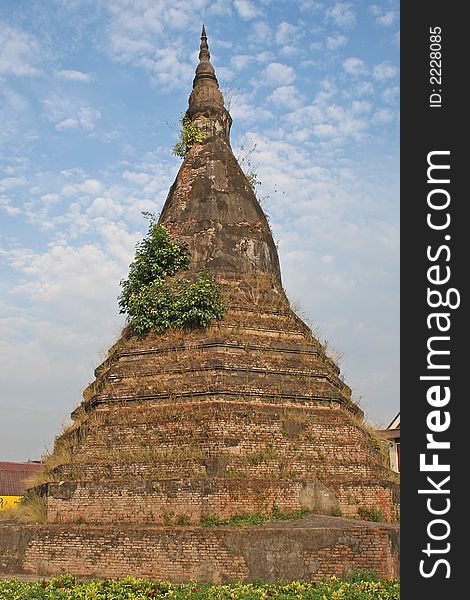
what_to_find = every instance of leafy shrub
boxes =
[119,219,225,335]
[0,574,400,599]
[172,115,208,157]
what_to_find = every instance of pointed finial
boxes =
[188,25,230,127]
[193,24,216,85]
[199,24,210,63]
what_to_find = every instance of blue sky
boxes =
[0,0,399,461]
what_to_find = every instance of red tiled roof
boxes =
[0,461,42,496]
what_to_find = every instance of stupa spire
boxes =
[188,25,227,120]
[161,27,279,284]
[199,24,209,60]
[193,24,216,84]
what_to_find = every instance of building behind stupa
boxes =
[0,28,399,582]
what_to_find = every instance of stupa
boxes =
[0,27,399,582]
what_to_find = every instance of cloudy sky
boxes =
[0,0,399,461]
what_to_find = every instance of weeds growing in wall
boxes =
[172,115,208,157]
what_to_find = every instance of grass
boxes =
[357,506,385,523]
[200,505,311,527]
[25,439,74,488]
[0,573,400,599]
[246,444,278,466]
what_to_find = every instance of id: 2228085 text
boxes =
[429,26,442,108]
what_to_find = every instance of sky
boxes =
[0,0,399,462]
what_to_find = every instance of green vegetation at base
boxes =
[0,573,400,599]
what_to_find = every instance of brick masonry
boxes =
[44,396,399,524]
[0,516,399,582]
[42,478,398,525]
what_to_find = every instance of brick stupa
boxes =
[0,28,399,582]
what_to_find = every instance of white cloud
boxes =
[9,243,122,310]
[231,54,253,71]
[342,57,367,76]
[135,48,193,91]
[56,118,79,130]
[0,176,27,192]
[234,0,261,19]
[279,45,299,58]
[263,62,296,86]
[228,92,273,122]
[353,81,374,96]
[0,22,41,76]
[122,170,152,185]
[268,85,304,110]
[43,97,102,132]
[77,179,103,194]
[373,61,398,81]
[372,108,394,124]
[350,100,372,114]
[249,21,272,45]
[314,123,337,137]
[88,196,123,218]
[275,21,299,45]
[325,3,356,30]
[57,70,95,82]
[370,5,398,27]
[377,11,398,27]
[284,81,374,144]
[40,193,60,203]
[102,1,203,90]
[0,196,21,216]
[207,0,233,15]
[38,178,103,206]
[326,34,348,50]
[255,50,275,64]
[382,84,399,103]
[299,0,324,12]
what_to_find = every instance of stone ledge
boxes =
[0,517,399,582]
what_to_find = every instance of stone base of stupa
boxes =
[0,515,399,582]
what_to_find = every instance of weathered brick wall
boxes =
[47,400,398,523]
[43,479,334,524]
[65,402,389,481]
[334,481,400,522]
[42,478,398,525]
[0,518,399,582]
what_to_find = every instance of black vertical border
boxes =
[401,3,465,597]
